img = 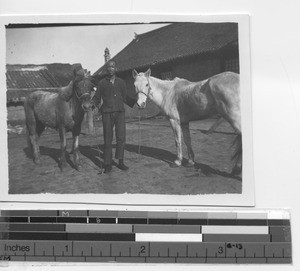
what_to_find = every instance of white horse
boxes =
[132,69,242,175]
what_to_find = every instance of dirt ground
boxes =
[8,118,242,195]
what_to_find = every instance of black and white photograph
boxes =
[1,15,253,205]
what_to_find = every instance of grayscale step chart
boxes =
[0,210,292,264]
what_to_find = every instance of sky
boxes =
[6,23,167,73]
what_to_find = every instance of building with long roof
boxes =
[93,22,239,118]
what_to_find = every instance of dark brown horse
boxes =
[24,67,95,170]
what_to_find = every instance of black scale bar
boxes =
[89,218,116,224]
[0,223,65,232]
[0,217,291,226]
[118,218,147,224]
[0,217,29,223]
[148,219,178,224]
[56,217,87,223]
[29,217,57,223]
[0,232,135,241]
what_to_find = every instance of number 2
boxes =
[140,246,146,254]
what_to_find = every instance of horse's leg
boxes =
[169,119,183,166]
[36,120,45,138]
[72,134,80,170]
[229,116,242,175]
[181,123,195,167]
[231,133,242,175]
[58,126,68,170]
[72,126,81,170]
[24,102,40,164]
[28,132,40,164]
[221,111,242,175]
[34,120,45,160]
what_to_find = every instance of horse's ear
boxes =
[73,68,77,78]
[145,68,151,78]
[73,68,86,81]
[132,69,138,79]
[72,63,83,79]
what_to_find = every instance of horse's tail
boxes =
[231,133,242,165]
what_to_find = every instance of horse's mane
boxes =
[59,69,93,101]
[173,77,191,84]
[58,81,74,101]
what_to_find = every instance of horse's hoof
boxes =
[174,160,182,166]
[186,160,195,168]
[170,160,181,168]
[34,157,41,164]
[58,160,68,171]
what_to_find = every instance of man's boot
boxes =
[118,159,129,171]
[104,164,112,173]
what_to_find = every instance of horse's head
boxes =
[132,68,151,109]
[73,68,95,112]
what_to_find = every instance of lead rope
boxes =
[95,111,104,174]
[137,111,141,161]
[135,79,151,161]
[77,109,103,174]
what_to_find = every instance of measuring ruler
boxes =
[0,210,292,264]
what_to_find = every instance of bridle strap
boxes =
[72,80,93,111]
[136,78,152,98]
[73,80,92,101]
[75,91,91,100]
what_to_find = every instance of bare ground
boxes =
[8,118,241,195]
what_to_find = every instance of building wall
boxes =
[7,105,25,124]
[172,56,222,81]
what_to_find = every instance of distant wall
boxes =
[172,56,222,81]
[7,105,25,124]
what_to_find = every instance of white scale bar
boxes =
[135,233,203,242]
[202,226,269,234]
[268,211,290,220]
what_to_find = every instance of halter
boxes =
[136,78,152,98]
[73,79,93,111]
[73,78,93,99]
[75,91,92,101]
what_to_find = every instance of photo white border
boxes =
[0,13,254,207]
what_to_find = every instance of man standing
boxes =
[92,61,129,173]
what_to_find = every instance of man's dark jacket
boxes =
[93,76,130,112]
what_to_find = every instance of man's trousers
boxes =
[102,111,126,165]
